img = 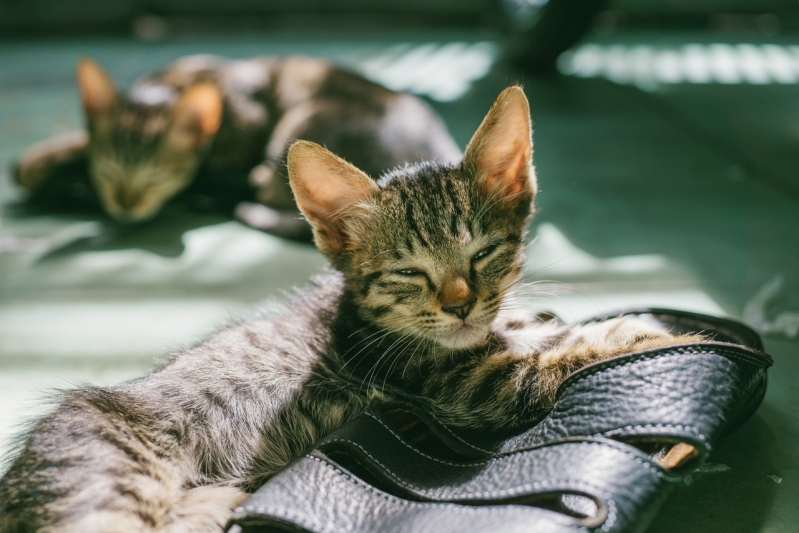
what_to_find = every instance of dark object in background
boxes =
[497,0,608,71]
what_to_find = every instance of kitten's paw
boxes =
[168,486,250,533]
[249,162,276,188]
[496,309,562,331]
[235,202,313,241]
[250,162,295,210]
[13,157,52,191]
[607,315,704,348]
[13,130,89,191]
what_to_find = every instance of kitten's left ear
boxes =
[167,83,223,151]
[288,140,379,256]
[76,58,117,117]
[463,85,536,207]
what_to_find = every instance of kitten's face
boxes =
[88,96,200,222]
[289,85,536,352]
[348,164,528,350]
[77,59,222,222]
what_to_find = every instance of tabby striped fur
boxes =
[0,86,701,532]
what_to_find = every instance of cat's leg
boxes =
[234,201,314,241]
[250,102,322,212]
[167,486,251,533]
[13,130,89,192]
[524,315,704,411]
[427,315,702,469]
[236,102,329,240]
[1,323,365,532]
[521,315,703,470]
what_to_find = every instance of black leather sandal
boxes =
[226,309,772,533]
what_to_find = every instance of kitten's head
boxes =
[289,86,536,350]
[76,58,223,222]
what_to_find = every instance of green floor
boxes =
[0,29,797,532]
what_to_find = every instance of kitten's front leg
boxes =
[520,315,704,413]
[428,315,702,432]
[430,315,703,469]
[13,130,88,192]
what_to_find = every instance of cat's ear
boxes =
[462,85,536,207]
[167,83,223,151]
[288,140,379,255]
[76,58,118,123]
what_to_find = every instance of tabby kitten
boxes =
[0,87,701,533]
[12,55,460,238]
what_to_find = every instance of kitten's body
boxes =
[1,88,701,532]
[13,55,460,238]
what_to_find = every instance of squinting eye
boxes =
[472,245,497,262]
[395,269,425,277]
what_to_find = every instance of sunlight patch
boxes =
[356,42,497,102]
[559,43,799,91]
[521,223,725,321]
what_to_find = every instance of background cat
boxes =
[12,54,461,240]
[0,86,701,533]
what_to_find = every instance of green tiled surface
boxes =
[0,29,797,531]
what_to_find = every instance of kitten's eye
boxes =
[472,244,498,262]
[395,269,426,277]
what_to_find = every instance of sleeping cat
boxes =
[12,54,460,239]
[0,86,702,532]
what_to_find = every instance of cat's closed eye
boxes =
[472,244,498,262]
[394,269,427,277]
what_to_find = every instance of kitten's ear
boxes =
[462,85,536,207]
[288,140,379,255]
[167,83,223,151]
[76,58,118,122]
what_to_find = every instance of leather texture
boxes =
[226,309,772,533]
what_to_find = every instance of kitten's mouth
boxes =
[438,322,489,350]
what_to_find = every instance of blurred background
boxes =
[1,1,798,531]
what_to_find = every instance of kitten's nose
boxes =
[443,300,475,320]
[441,277,476,320]
[116,189,140,210]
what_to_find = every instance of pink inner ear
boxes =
[301,181,345,222]
[288,140,378,253]
[169,86,223,151]
[76,60,116,116]
[479,139,531,200]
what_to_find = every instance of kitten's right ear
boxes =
[462,85,536,209]
[288,140,379,256]
[76,58,117,121]
[167,83,224,152]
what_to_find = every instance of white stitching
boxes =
[406,412,495,455]
[363,412,676,482]
[324,438,481,480]
[600,494,618,532]
[560,343,768,393]
[320,437,671,493]
[363,412,491,466]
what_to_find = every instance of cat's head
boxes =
[76,58,223,222]
[289,86,536,350]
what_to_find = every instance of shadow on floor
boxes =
[648,408,784,533]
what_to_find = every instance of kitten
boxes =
[12,55,461,239]
[0,86,702,532]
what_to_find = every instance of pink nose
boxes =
[440,277,475,320]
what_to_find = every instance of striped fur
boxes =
[0,86,701,532]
